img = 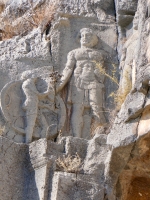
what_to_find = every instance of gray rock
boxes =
[1,0,150,200]
[51,172,104,200]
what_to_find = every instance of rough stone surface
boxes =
[0,0,118,143]
[51,172,104,200]
[0,137,28,200]
[2,0,150,200]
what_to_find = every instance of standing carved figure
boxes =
[21,73,52,143]
[57,28,106,138]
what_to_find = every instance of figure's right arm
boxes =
[57,51,76,92]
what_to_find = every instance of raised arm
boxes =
[37,82,53,97]
[57,51,76,92]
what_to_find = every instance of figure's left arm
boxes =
[37,82,54,98]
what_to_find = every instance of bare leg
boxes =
[89,88,106,127]
[71,86,84,138]
[90,103,106,125]
[71,103,84,138]
[37,110,48,138]
[40,114,48,138]
[25,111,37,143]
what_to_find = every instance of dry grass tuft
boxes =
[110,72,132,111]
[95,62,119,87]
[95,61,131,110]
[0,127,4,135]
[109,87,131,111]
[0,2,56,40]
[56,153,82,173]
[94,61,132,130]
[0,0,7,13]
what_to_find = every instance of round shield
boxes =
[1,80,25,134]
[0,80,66,137]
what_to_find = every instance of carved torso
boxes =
[69,48,105,89]
[73,47,104,62]
[22,79,39,110]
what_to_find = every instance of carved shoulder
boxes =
[66,50,76,68]
[69,48,84,59]
[90,49,106,62]
[67,49,76,59]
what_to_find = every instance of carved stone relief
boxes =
[0,18,119,142]
[0,0,118,143]
[3,1,150,200]
[0,28,112,142]
[57,28,107,139]
[0,67,66,143]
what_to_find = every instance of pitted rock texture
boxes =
[2,0,150,200]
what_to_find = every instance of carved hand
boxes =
[56,81,64,93]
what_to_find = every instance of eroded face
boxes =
[80,31,97,48]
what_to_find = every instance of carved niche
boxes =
[57,28,107,139]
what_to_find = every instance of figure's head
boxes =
[21,71,31,80]
[80,28,98,48]
[20,71,38,81]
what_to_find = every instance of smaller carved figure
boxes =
[0,67,67,144]
[21,72,53,143]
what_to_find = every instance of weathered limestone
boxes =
[2,0,150,200]
[51,172,104,200]
[0,135,108,199]
[105,2,150,199]
[0,137,27,200]
[27,139,54,200]
[0,67,66,143]
[119,16,139,96]
[0,16,118,142]
[57,28,107,138]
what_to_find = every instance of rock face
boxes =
[1,0,150,199]
[0,0,118,142]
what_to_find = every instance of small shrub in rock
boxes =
[95,61,131,110]
[0,0,5,13]
[0,2,56,40]
[56,153,83,173]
